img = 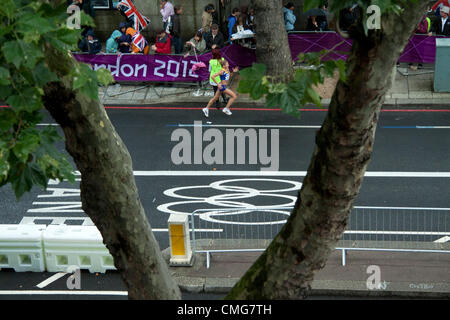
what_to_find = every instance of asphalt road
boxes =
[0,103,449,299]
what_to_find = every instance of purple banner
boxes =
[287,33,439,63]
[74,53,211,82]
[74,33,445,82]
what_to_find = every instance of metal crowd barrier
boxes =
[190,206,450,268]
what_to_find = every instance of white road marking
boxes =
[69,171,450,178]
[344,230,449,236]
[0,290,127,296]
[434,236,450,243]
[36,273,68,289]
[20,217,94,226]
[173,124,322,129]
[27,202,83,213]
[354,206,450,211]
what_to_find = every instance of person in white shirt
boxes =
[159,0,174,32]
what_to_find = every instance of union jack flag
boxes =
[132,32,147,52]
[117,0,150,32]
[433,1,450,10]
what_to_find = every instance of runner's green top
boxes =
[209,58,224,85]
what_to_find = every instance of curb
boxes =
[165,251,450,298]
[173,276,450,298]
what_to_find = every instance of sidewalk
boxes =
[162,248,450,298]
[98,63,450,107]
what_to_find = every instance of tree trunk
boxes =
[42,46,181,300]
[252,0,293,79]
[226,2,428,299]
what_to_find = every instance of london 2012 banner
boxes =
[73,33,441,83]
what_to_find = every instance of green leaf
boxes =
[32,62,58,87]
[12,130,40,163]
[9,164,33,199]
[0,85,13,100]
[0,67,10,85]
[0,148,10,186]
[6,87,43,112]
[2,41,24,68]
[0,0,16,19]
[0,109,16,131]
[17,12,55,36]
[29,163,48,189]
[45,29,80,52]
[96,68,114,87]
[2,40,43,69]
[22,42,44,69]
[336,59,347,83]
[306,87,322,107]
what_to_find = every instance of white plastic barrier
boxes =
[0,224,46,272]
[42,225,116,273]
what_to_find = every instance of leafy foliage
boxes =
[238,51,346,117]
[0,0,113,198]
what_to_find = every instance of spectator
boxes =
[247,8,255,32]
[206,24,225,50]
[126,27,150,54]
[160,0,174,32]
[118,33,131,53]
[78,29,102,54]
[152,30,172,54]
[240,5,249,28]
[317,4,329,31]
[211,4,219,26]
[306,16,320,31]
[429,5,450,36]
[227,8,240,41]
[416,13,432,34]
[283,3,296,32]
[232,16,249,34]
[119,21,127,35]
[185,31,206,55]
[339,6,357,31]
[409,10,433,70]
[202,4,214,40]
[117,22,131,53]
[106,30,123,53]
[231,16,251,46]
[171,6,183,54]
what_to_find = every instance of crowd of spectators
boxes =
[74,1,450,57]
[74,1,251,56]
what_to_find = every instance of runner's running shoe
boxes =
[223,107,232,115]
[202,107,209,117]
